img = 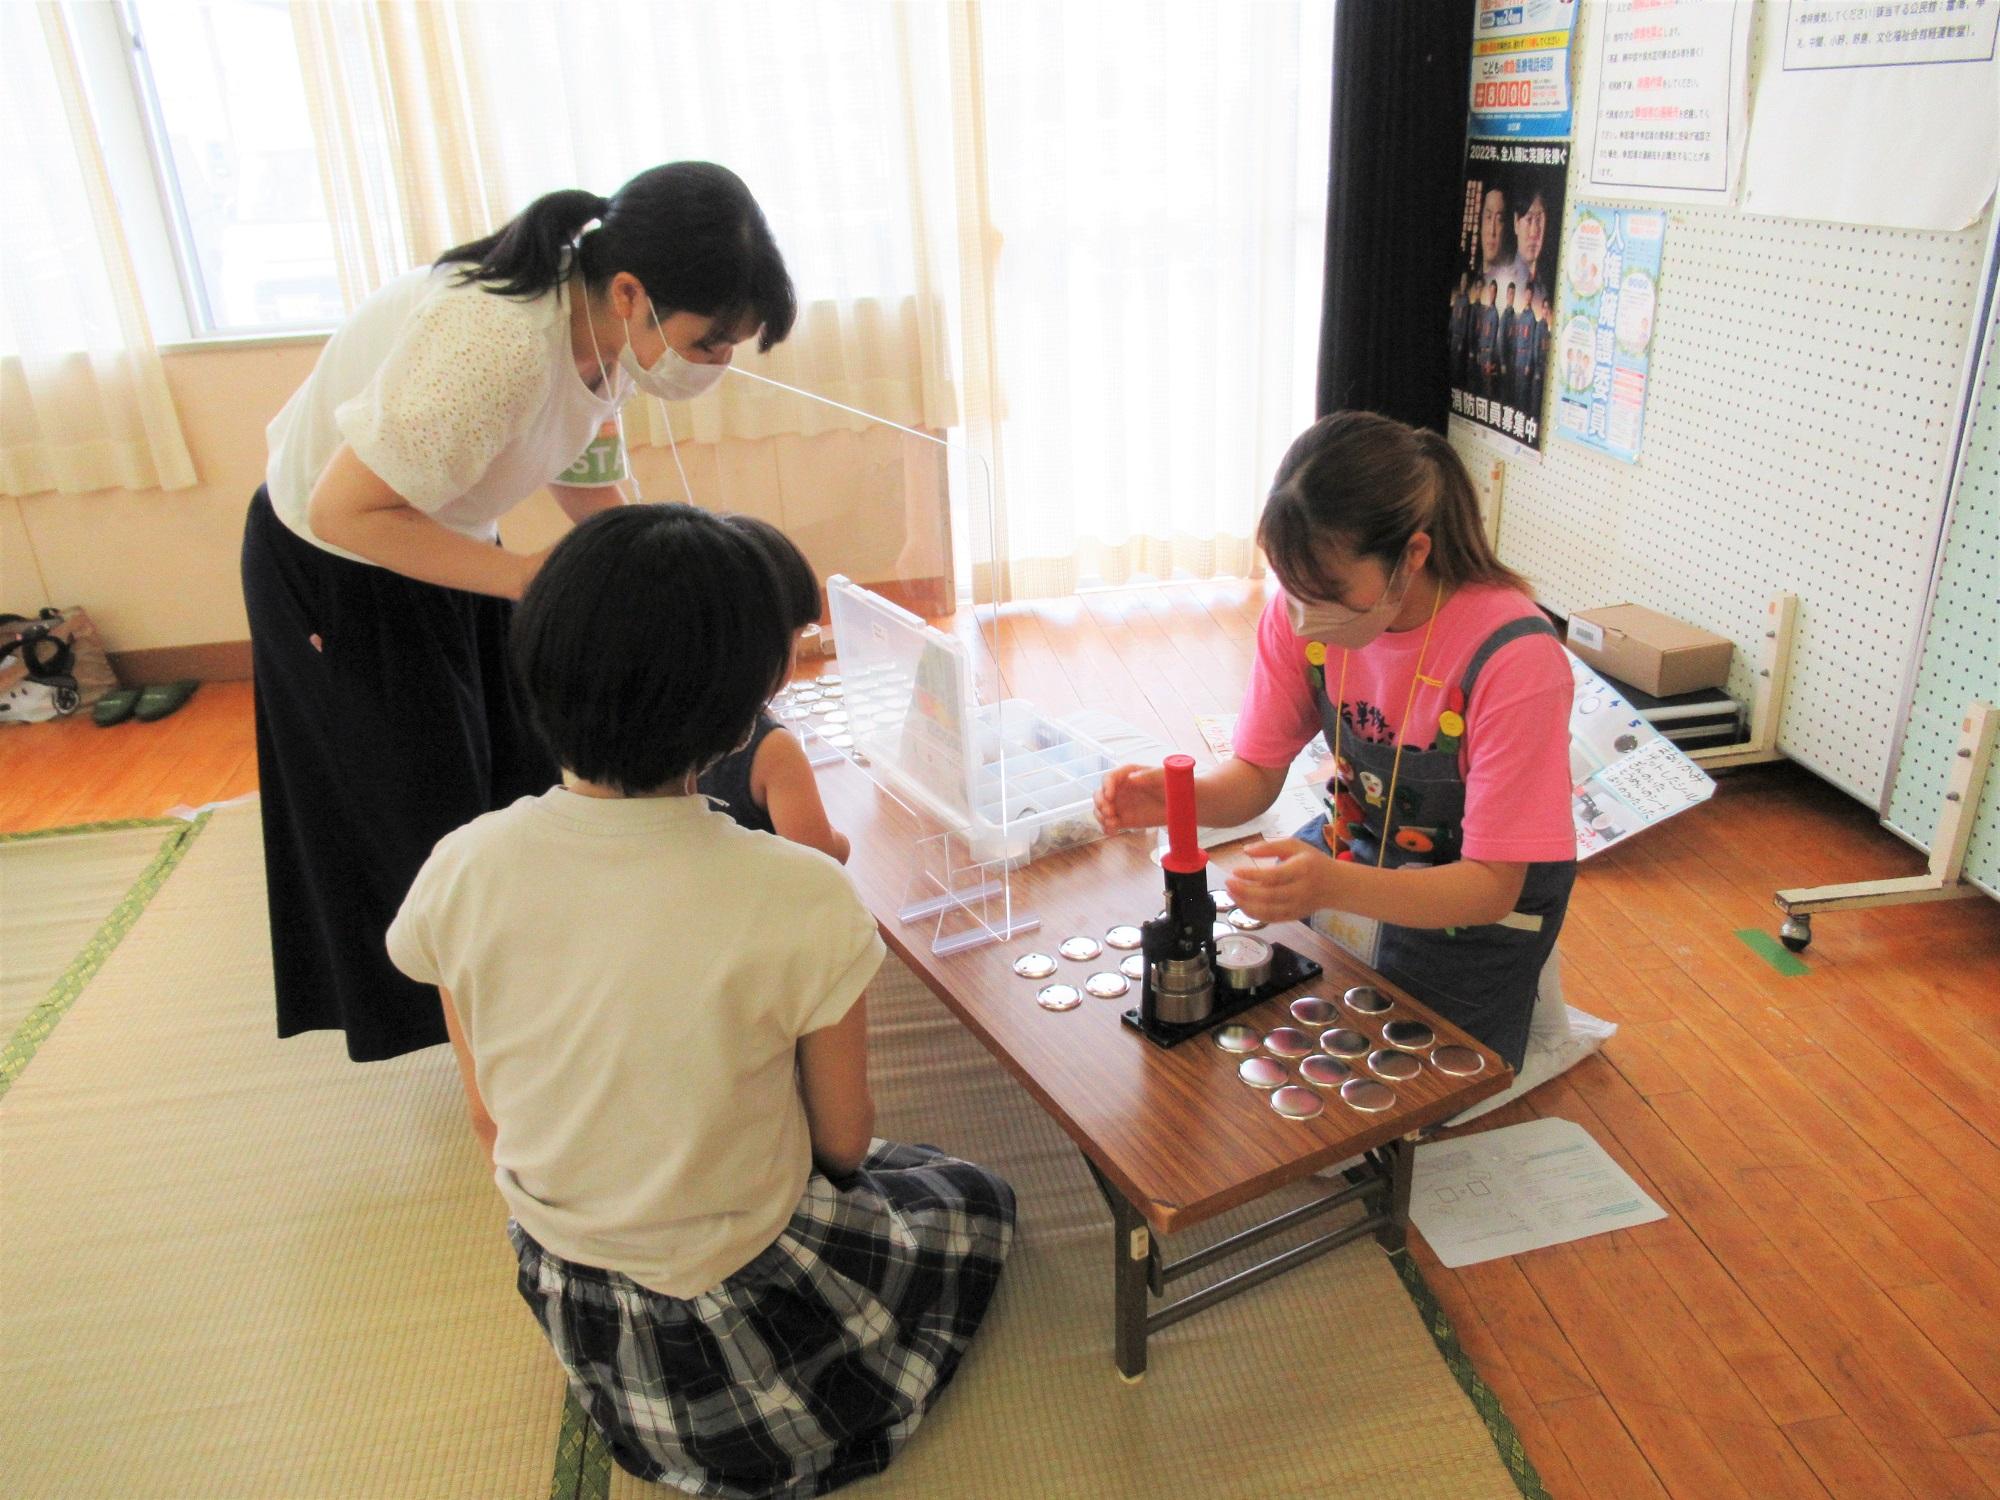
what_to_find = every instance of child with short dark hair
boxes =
[696,514,849,861]
[388,503,1014,1498]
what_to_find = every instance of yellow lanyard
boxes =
[1329,582,1444,869]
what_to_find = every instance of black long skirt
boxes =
[240,488,558,1060]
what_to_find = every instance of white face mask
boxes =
[619,298,727,401]
[1284,555,1409,650]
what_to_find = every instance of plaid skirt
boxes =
[510,1141,1016,1499]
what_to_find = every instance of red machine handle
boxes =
[1161,754,1206,875]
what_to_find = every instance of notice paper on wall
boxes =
[1411,1116,1668,1268]
[1468,0,1577,140]
[1555,204,1666,463]
[1740,0,1999,230]
[1584,0,1753,205]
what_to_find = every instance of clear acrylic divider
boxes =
[715,365,1113,956]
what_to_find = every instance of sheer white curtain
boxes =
[973,0,1333,596]
[286,0,1330,592]
[0,2,195,497]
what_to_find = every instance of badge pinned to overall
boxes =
[1435,709,1465,755]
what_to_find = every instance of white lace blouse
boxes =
[264,264,628,562]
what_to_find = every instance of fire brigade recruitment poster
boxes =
[1554,204,1665,464]
[1469,0,1578,139]
[1449,140,1569,453]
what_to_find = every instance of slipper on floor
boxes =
[93,687,142,727]
[132,680,199,723]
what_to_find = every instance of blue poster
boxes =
[1554,205,1664,464]
[1469,0,1577,140]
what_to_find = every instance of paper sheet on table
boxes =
[1192,714,1331,843]
[1411,1117,1666,1269]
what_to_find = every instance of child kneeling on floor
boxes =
[387,503,1015,1500]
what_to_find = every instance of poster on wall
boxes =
[1740,1,1999,230]
[1585,0,1753,204]
[1449,140,1569,454]
[1469,0,1578,140]
[1554,204,1664,464]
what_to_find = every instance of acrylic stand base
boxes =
[898,827,1040,957]
[1120,943,1323,1048]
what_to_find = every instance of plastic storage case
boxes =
[824,576,1115,866]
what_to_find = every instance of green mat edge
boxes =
[0,813,212,1101]
[1391,1248,1554,1500]
[0,814,189,845]
[550,1388,613,1500]
[547,1247,1553,1500]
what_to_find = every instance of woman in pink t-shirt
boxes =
[1095,412,1575,1067]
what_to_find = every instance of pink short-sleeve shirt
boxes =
[1233,584,1576,864]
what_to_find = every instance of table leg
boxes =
[1373,1135,1415,1253]
[1105,1184,1153,1382]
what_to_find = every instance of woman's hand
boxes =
[1224,837,1344,924]
[1094,764,1168,834]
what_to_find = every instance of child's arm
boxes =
[753,728,851,863]
[797,996,875,1177]
[439,986,497,1167]
[1095,755,1288,835]
[1226,841,1528,930]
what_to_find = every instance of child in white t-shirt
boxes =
[387,503,1013,1499]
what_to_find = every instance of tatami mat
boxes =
[0,820,186,1045]
[4,802,1531,1500]
[2,806,560,1498]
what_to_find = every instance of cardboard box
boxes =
[1565,604,1734,698]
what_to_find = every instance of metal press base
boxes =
[1081,1136,1416,1380]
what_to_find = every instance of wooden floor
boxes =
[8,586,1998,1500]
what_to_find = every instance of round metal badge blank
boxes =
[1036,984,1082,1012]
[1343,985,1392,1015]
[1340,1078,1396,1112]
[1289,995,1337,1027]
[1084,971,1130,999]
[1226,908,1266,931]
[1271,1085,1324,1120]
[1104,924,1143,951]
[1430,1044,1487,1076]
[1215,933,1273,990]
[1264,1027,1315,1059]
[1013,952,1058,980]
[1210,889,1238,914]
[1120,953,1146,981]
[1299,1054,1352,1088]
[1238,1056,1289,1090]
[1319,1027,1370,1057]
[815,674,842,687]
[1058,936,1103,963]
[1367,1048,1421,1080]
[1213,1023,1261,1054]
[1382,1019,1436,1051]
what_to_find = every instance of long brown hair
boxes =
[1257,411,1530,599]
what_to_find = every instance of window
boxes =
[117,0,344,337]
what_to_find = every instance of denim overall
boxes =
[1303,616,1575,1069]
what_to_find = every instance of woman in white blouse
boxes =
[242,161,795,1062]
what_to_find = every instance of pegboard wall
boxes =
[1456,1,1993,807]
[1884,271,2000,897]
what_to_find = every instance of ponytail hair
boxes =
[436,162,797,351]
[436,189,607,301]
[1257,412,1531,600]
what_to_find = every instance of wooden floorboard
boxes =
[6,587,1998,1499]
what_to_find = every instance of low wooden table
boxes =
[817,758,1510,1379]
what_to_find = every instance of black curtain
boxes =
[1315,0,1476,430]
